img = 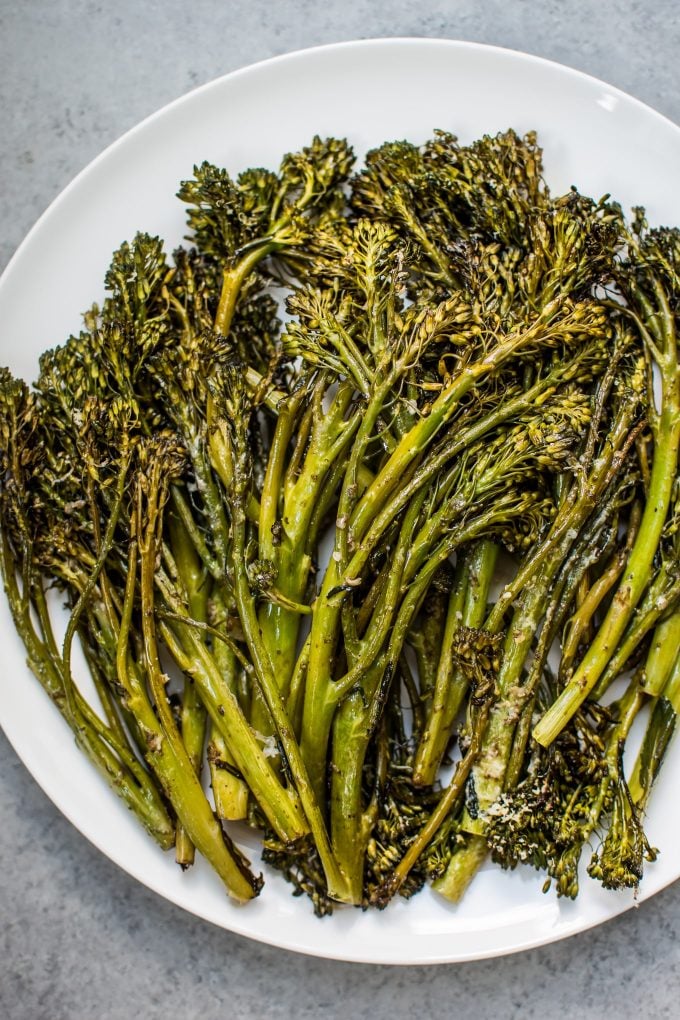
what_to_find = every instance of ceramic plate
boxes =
[2,38,680,964]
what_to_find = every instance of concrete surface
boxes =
[2,2,680,1017]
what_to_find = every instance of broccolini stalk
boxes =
[0,374,176,847]
[372,697,495,908]
[306,479,429,824]
[432,835,488,902]
[290,207,607,818]
[327,491,432,901]
[641,608,680,697]
[154,575,308,844]
[348,299,609,552]
[167,512,209,867]
[131,436,261,900]
[587,573,680,702]
[535,230,680,746]
[327,489,548,902]
[302,389,566,825]
[433,389,642,900]
[558,502,641,684]
[220,362,351,901]
[491,468,634,786]
[624,581,680,810]
[629,644,680,809]
[467,480,629,838]
[586,679,657,891]
[337,339,608,587]
[473,444,637,816]
[579,473,680,705]
[177,137,354,337]
[407,571,453,720]
[638,477,680,697]
[413,540,498,786]
[0,531,176,849]
[489,476,631,807]
[329,659,389,903]
[208,726,248,821]
[478,671,652,898]
[148,332,234,583]
[206,590,248,820]
[320,384,591,890]
[462,582,563,841]
[298,351,423,806]
[251,376,358,739]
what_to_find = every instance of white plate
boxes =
[2,38,680,965]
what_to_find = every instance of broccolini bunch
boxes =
[1,128,679,913]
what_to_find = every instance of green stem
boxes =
[589,573,680,700]
[230,488,350,900]
[255,381,356,730]
[299,368,401,804]
[414,540,498,786]
[328,686,377,904]
[214,244,274,335]
[349,298,572,545]
[432,834,489,903]
[663,648,680,714]
[629,636,680,808]
[560,547,628,679]
[463,446,637,839]
[328,515,508,897]
[157,612,307,844]
[373,702,491,907]
[485,394,640,633]
[208,725,248,821]
[134,503,259,899]
[169,513,209,868]
[341,343,603,587]
[641,608,680,697]
[462,580,548,836]
[535,339,679,747]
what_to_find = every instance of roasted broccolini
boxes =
[1,128,678,913]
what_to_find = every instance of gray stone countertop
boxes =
[2,3,680,1017]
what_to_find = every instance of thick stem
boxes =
[230,492,351,901]
[208,726,248,821]
[329,687,375,904]
[349,299,569,545]
[462,580,548,836]
[559,547,628,680]
[255,382,357,734]
[462,438,637,839]
[485,397,640,635]
[414,541,498,785]
[535,346,679,746]
[208,593,249,819]
[630,641,680,808]
[214,245,274,335]
[641,608,680,697]
[373,702,491,907]
[339,343,606,587]
[432,835,489,903]
[158,614,307,843]
[121,529,259,900]
[169,513,209,868]
[299,369,400,804]
[589,573,680,700]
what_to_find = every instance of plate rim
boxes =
[1,36,680,965]
[3,36,680,291]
